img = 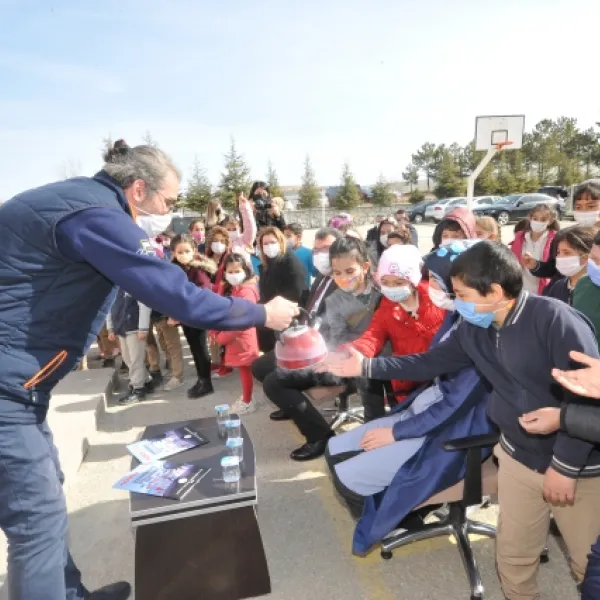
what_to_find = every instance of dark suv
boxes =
[406,199,437,223]
[472,193,561,226]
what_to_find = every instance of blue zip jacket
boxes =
[0,170,265,422]
[365,291,600,479]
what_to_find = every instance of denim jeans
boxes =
[0,417,87,600]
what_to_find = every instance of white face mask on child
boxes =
[263,243,281,259]
[225,272,246,286]
[211,241,226,255]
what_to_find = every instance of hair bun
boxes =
[103,138,130,163]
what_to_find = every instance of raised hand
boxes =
[552,351,600,399]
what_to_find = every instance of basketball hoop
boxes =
[495,141,513,151]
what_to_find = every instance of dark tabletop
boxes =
[129,416,256,525]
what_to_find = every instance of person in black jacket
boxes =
[521,350,600,600]
[249,181,286,230]
[256,226,307,352]
[319,241,600,600]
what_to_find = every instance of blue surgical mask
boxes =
[454,298,495,328]
[381,285,411,303]
[587,259,600,287]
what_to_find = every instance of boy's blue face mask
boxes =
[454,297,511,328]
[587,259,600,287]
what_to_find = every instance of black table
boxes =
[129,417,271,600]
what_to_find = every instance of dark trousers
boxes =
[324,446,365,519]
[0,417,88,600]
[582,536,600,599]
[359,379,391,422]
[253,352,334,443]
[183,326,211,381]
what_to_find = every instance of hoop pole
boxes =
[466,147,498,210]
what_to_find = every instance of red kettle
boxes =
[275,308,328,371]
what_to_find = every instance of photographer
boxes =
[250,181,286,230]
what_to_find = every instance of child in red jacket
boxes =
[211,253,260,414]
[351,244,445,408]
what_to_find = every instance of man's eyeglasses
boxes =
[156,190,178,209]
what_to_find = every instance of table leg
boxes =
[135,505,271,600]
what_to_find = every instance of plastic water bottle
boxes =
[226,437,244,461]
[215,404,230,438]
[221,455,241,483]
[225,418,241,440]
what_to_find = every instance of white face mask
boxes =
[530,221,548,233]
[313,252,331,276]
[263,242,281,259]
[556,255,584,277]
[429,286,455,311]
[136,212,173,238]
[225,272,246,286]
[211,241,226,255]
[574,211,600,226]
[380,234,388,247]
[228,230,240,241]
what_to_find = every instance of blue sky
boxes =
[0,0,598,199]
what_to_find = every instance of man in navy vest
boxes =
[0,140,298,600]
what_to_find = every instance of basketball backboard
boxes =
[475,115,525,151]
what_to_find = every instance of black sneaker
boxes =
[149,370,163,386]
[118,362,129,375]
[89,581,131,600]
[118,388,146,405]
[102,357,115,368]
[187,379,214,399]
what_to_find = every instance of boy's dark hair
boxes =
[449,241,523,299]
[222,253,254,297]
[388,230,411,244]
[554,226,595,256]
[574,181,600,203]
[283,222,303,236]
[314,227,342,241]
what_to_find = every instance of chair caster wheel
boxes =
[470,595,483,600]
[381,550,393,560]
[540,549,550,564]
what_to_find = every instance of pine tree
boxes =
[434,152,465,198]
[183,157,212,213]
[142,130,158,147]
[266,160,284,198]
[298,154,321,208]
[217,137,251,209]
[370,174,395,206]
[333,162,361,209]
[402,164,419,192]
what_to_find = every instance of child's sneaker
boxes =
[230,396,256,415]
[214,366,233,378]
[164,376,184,392]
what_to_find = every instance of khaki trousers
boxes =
[145,320,184,381]
[495,445,600,600]
[97,323,119,357]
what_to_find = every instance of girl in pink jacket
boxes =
[212,253,260,414]
[220,194,257,265]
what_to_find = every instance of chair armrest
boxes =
[443,433,500,452]
[442,432,499,507]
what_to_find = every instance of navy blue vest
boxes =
[0,173,129,409]
[111,289,141,336]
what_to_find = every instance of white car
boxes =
[426,197,466,221]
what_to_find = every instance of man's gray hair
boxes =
[315,227,342,241]
[102,139,181,192]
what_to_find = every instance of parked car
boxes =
[406,199,437,223]
[453,196,502,211]
[472,193,561,226]
[425,197,467,221]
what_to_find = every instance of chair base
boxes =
[381,504,496,600]
[322,405,365,430]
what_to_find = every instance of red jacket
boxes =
[352,282,445,398]
[215,282,260,367]
[510,230,556,294]
[175,256,216,289]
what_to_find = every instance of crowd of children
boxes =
[105,178,600,598]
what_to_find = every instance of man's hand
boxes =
[167,318,179,327]
[522,252,537,270]
[264,296,299,331]
[543,467,576,507]
[519,408,561,435]
[137,331,148,341]
[107,331,116,342]
[315,346,364,377]
[360,428,395,451]
[552,351,600,399]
